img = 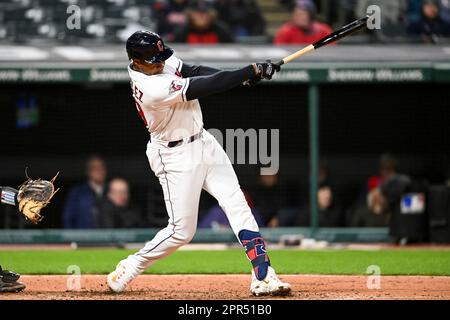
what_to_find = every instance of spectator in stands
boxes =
[376,155,412,212]
[63,155,108,229]
[173,0,234,43]
[213,0,266,38]
[408,0,450,43]
[350,154,410,227]
[316,182,343,226]
[409,0,450,24]
[296,160,343,227]
[317,161,343,227]
[350,193,385,226]
[198,190,265,229]
[274,0,332,45]
[97,178,141,228]
[154,0,190,41]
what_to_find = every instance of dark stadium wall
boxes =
[1,83,449,157]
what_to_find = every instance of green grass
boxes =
[1,249,450,276]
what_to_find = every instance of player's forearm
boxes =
[0,186,18,206]
[181,63,222,77]
[185,65,256,101]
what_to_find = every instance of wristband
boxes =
[1,187,18,206]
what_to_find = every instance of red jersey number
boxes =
[132,84,147,127]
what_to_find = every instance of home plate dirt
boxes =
[2,275,450,300]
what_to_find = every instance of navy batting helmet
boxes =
[126,30,173,63]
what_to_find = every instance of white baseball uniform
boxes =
[123,55,259,274]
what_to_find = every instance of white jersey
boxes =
[111,46,263,293]
[128,55,203,141]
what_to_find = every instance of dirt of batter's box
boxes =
[1,274,450,300]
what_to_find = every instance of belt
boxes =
[151,130,203,148]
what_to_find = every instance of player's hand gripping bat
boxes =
[275,15,370,66]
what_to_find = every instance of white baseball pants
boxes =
[125,130,259,274]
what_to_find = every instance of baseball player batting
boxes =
[107,30,291,296]
[0,173,59,293]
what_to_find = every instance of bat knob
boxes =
[274,60,284,67]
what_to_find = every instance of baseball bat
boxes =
[275,15,370,66]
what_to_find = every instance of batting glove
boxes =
[251,60,281,80]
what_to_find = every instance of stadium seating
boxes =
[0,0,156,43]
[1,0,449,44]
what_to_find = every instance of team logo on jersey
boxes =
[169,80,183,95]
[157,40,164,52]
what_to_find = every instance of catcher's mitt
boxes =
[17,169,59,224]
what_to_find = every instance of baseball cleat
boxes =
[0,266,26,293]
[250,266,291,297]
[0,280,26,293]
[107,261,136,293]
[0,266,21,282]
